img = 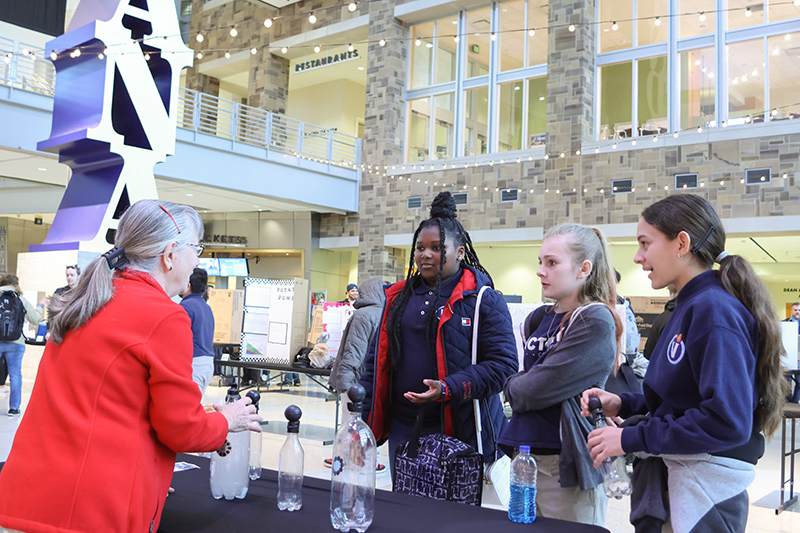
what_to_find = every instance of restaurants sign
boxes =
[294,48,360,74]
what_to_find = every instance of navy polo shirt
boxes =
[391,269,463,425]
[180,293,215,358]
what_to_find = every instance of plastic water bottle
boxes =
[278,405,304,511]
[589,396,632,499]
[210,384,251,500]
[330,385,376,533]
[508,445,537,523]
[247,390,262,480]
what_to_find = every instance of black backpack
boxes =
[0,291,25,342]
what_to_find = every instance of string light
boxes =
[314,44,321,53]
[264,18,273,28]
[415,38,421,46]
[348,43,355,52]
[699,12,706,22]
[379,39,386,46]
[348,2,357,12]
[196,33,204,42]
[612,21,619,31]
[308,12,317,24]
[490,32,497,41]
[230,26,238,37]
[529,29,535,37]
[196,51,203,59]
[568,24,576,32]
[654,16,662,26]
[454,35,460,42]
[745,7,752,17]
[224,51,231,59]
[251,47,257,55]
[50,51,57,60]
[145,53,151,61]
[281,46,288,54]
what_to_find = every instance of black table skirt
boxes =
[159,454,609,533]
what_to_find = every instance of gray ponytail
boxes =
[48,200,203,344]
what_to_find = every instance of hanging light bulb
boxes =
[490,32,497,41]
[673,131,679,138]
[631,140,637,146]
[745,7,752,17]
[576,150,581,155]
[224,51,231,59]
[50,51,57,60]
[529,29,535,37]
[612,143,617,149]
[595,146,600,153]
[699,12,706,22]
[314,44,321,53]
[415,38,421,46]
[251,47,257,55]
[196,51,203,59]
[379,39,386,46]
[73,48,81,57]
[196,33,204,42]
[348,43,354,52]
[612,21,619,31]
[771,108,778,116]
[697,126,703,133]
[454,35,460,42]
[654,16,662,27]
[348,2,357,12]
[264,18,273,28]
[145,53,151,61]
[308,12,317,24]
[281,46,288,54]
[568,23,576,32]
[230,26,238,37]
[98,52,105,60]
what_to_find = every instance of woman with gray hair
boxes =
[0,200,262,533]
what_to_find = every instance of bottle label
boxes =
[331,455,345,476]
[216,439,232,457]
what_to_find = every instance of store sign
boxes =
[203,234,248,245]
[294,49,360,73]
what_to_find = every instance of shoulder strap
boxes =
[523,304,550,339]
[471,286,489,456]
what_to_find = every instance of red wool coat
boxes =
[0,270,229,533]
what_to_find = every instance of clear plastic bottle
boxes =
[588,396,632,499]
[508,445,537,523]
[330,385,376,533]
[247,390,262,480]
[209,384,250,500]
[278,405,304,511]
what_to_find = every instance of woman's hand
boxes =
[580,387,622,418]
[404,379,443,404]
[214,396,263,433]
[587,426,624,467]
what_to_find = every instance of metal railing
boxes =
[0,37,361,168]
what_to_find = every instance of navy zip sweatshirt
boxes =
[619,270,764,463]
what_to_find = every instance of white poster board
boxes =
[780,321,799,370]
[320,302,354,359]
[240,279,297,365]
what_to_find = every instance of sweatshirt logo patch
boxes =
[667,333,686,365]
[462,317,471,326]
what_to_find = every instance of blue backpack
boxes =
[0,291,25,342]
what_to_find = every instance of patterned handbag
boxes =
[393,421,484,505]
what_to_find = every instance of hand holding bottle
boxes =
[215,397,263,433]
[580,387,622,419]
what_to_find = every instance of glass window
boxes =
[637,56,668,134]
[728,0,764,30]
[435,17,458,85]
[768,1,800,22]
[407,97,431,162]
[527,76,547,146]
[679,47,715,129]
[498,81,524,151]
[466,6,492,78]
[526,1,548,66]
[599,0,632,53]
[728,39,764,124]
[410,22,434,89]
[768,32,800,120]
[499,0,525,72]
[637,0,668,46]
[433,93,455,159]
[599,62,632,140]
[679,0,714,38]
[464,86,489,155]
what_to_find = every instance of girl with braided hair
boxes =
[359,192,518,475]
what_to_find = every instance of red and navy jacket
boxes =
[359,265,518,462]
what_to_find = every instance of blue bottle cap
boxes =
[519,445,530,453]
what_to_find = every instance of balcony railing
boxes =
[0,37,361,169]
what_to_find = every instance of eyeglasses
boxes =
[187,243,205,257]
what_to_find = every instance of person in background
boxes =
[614,269,641,357]
[498,224,621,525]
[0,274,45,416]
[340,283,359,304]
[784,302,800,403]
[360,192,518,474]
[329,277,387,472]
[642,284,677,361]
[180,268,216,395]
[584,194,787,532]
[54,264,81,296]
[0,200,262,533]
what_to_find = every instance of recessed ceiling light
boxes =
[357,66,364,70]
[186,193,193,196]
[37,167,47,171]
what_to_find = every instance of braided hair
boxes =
[385,192,492,370]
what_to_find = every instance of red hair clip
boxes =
[159,205,181,234]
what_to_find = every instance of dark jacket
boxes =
[359,265,518,462]
[330,277,386,393]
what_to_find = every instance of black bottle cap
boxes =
[588,396,602,412]
[347,384,365,413]
[225,384,241,403]
[246,390,260,411]
[285,405,302,433]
